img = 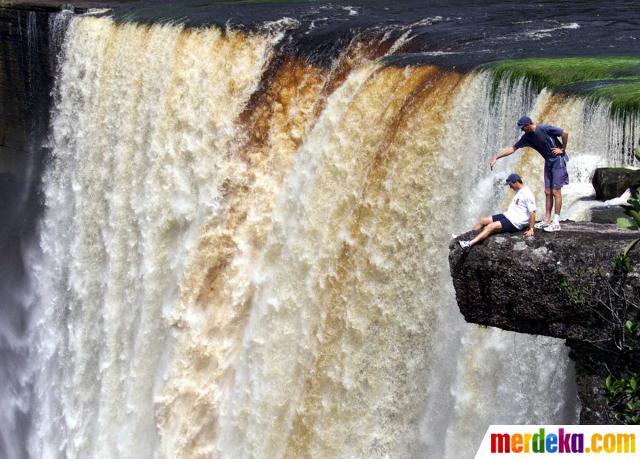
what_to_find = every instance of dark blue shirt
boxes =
[513,124,567,169]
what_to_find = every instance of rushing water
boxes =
[0,2,638,458]
[0,7,60,459]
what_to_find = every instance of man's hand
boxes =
[524,228,534,238]
[551,147,564,156]
[491,147,515,169]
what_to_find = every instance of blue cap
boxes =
[506,173,522,185]
[517,115,533,126]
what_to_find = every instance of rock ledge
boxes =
[449,222,640,423]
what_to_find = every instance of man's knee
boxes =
[552,188,562,197]
[488,221,502,232]
[544,188,552,196]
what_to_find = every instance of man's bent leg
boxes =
[473,216,493,231]
[469,221,502,247]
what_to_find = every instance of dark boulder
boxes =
[592,167,640,201]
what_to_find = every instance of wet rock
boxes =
[589,205,628,224]
[592,167,640,201]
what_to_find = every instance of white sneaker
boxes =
[458,240,471,252]
[543,222,561,232]
[535,221,550,229]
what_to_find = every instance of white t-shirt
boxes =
[504,185,537,229]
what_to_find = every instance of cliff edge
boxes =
[449,222,640,423]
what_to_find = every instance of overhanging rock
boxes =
[449,222,640,423]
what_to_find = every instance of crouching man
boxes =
[458,173,536,252]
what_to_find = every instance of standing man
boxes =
[458,173,536,251]
[490,116,569,232]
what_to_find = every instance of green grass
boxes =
[591,81,640,116]
[484,57,640,117]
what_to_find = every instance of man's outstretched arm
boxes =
[490,146,515,170]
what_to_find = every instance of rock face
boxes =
[449,222,640,423]
[592,167,640,200]
[590,205,628,224]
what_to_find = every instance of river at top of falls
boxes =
[0,2,638,459]
[100,0,640,70]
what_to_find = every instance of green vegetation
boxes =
[487,57,640,90]
[600,278,640,425]
[604,372,640,424]
[614,253,632,273]
[560,278,587,305]
[485,57,640,116]
[625,319,640,339]
[592,81,640,118]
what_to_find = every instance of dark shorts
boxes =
[544,164,569,189]
[492,214,519,233]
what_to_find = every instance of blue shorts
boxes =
[492,214,519,233]
[544,164,569,189]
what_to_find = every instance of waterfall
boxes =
[0,7,61,459]
[25,14,637,459]
[31,17,278,459]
